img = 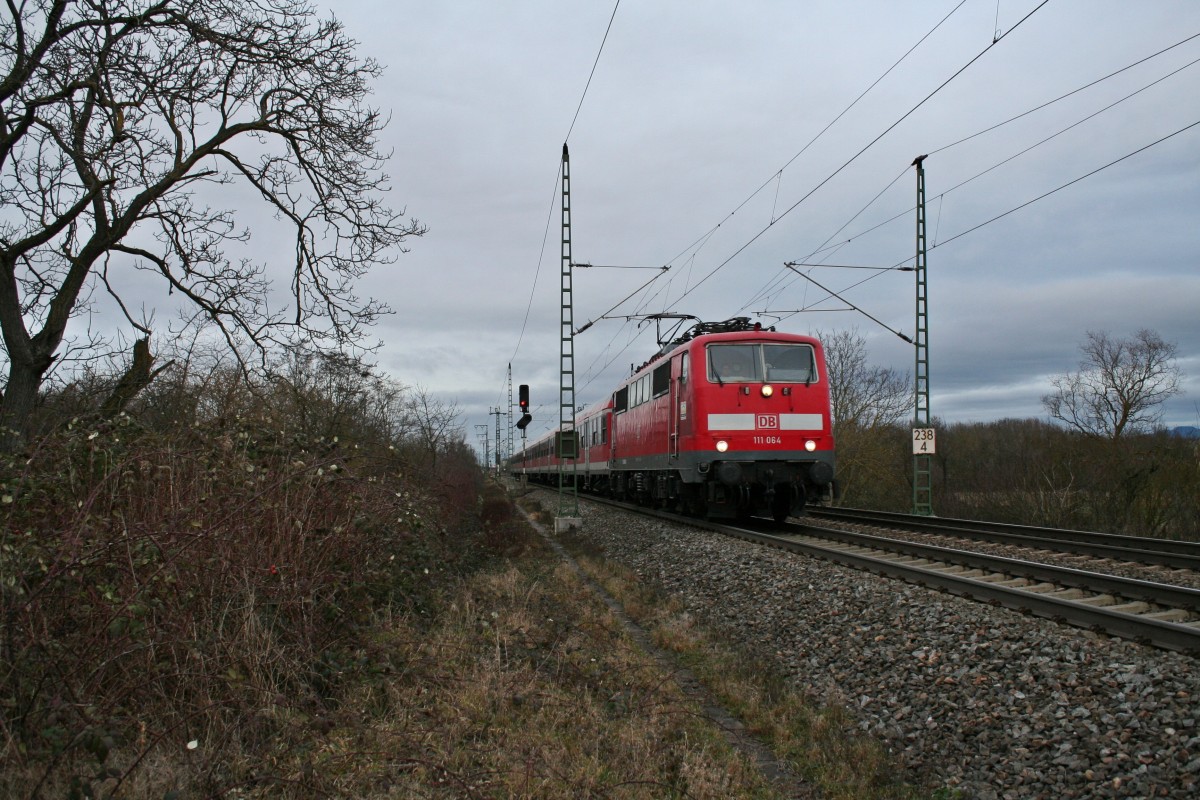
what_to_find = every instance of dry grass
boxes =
[560,523,922,800]
[229,553,784,798]
[2,456,796,797]
[314,561,777,796]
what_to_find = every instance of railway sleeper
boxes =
[1074,594,1118,607]
[1022,582,1062,594]
[895,557,935,568]
[1142,609,1192,623]
[1106,600,1153,615]
[978,576,1032,588]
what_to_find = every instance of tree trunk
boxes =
[99,337,164,419]
[0,358,48,454]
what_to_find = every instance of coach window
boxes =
[601,414,608,443]
[652,363,670,397]
[764,344,816,383]
[708,344,761,383]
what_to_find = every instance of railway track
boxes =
[809,506,1200,571]
[567,493,1200,655]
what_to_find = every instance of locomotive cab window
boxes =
[764,344,817,383]
[707,344,761,382]
[708,343,817,384]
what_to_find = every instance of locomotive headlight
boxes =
[716,440,729,453]
[761,385,774,397]
[804,439,817,452]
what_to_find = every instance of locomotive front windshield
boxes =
[707,343,816,383]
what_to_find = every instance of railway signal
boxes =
[517,384,532,430]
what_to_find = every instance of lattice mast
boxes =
[506,363,514,469]
[912,155,933,516]
[491,407,503,471]
[558,144,579,515]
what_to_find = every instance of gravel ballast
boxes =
[556,494,1200,799]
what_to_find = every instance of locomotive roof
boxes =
[625,326,820,385]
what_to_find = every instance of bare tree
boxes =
[0,0,424,448]
[820,328,911,434]
[818,328,911,505]
[1042,329,1183,439]
[402,386,463,472]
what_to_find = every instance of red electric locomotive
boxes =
[510,317,835,522]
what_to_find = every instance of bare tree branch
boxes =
[1042,329,1183,439]
[0,0,424,448]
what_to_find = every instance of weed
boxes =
[572,549,924,799]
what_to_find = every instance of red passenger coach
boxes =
[510,317,835,522]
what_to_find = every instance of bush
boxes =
[0,369,487,796]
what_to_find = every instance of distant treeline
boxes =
[835,418,1200,540]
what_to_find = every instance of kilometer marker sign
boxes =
[912,428,936,455]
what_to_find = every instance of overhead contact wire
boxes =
[768,32,1200,295]
[773,116,1200,326]
[507,0,621,395]
[659,0,971,289]
[934,118,1200,249]
[565,0,621,143]
[670,0,1050,310]
[930,30,1200,156]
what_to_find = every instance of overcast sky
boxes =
[320,0,1200,456]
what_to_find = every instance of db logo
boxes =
[756,414,779,430]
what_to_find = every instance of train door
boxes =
[670,353,689,459]
[610,386,628,470]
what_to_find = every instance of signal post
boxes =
[516,384,531,487]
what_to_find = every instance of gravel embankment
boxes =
[556,494,1200,799]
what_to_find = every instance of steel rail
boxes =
[562,493,1200,655]
[732,522,1200,655]
[779,520,1200,611]
[809,506,1200,570]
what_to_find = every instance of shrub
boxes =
[0,378,482,795]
